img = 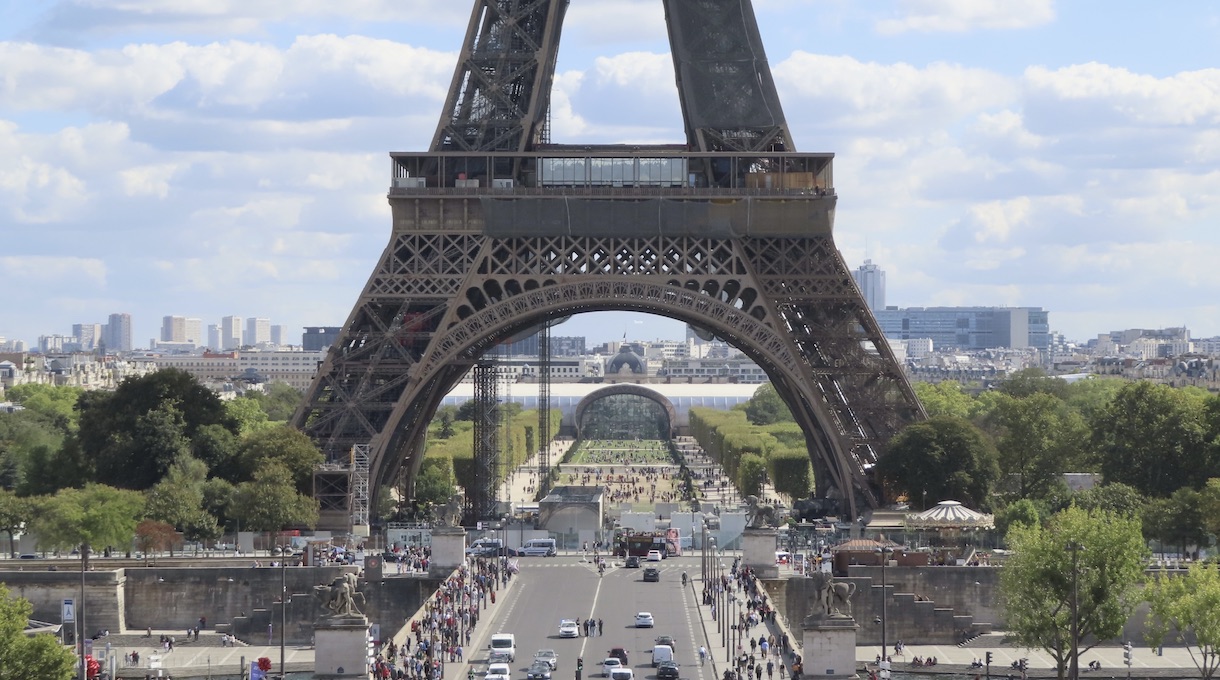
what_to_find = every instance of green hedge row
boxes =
[689,408,813,501]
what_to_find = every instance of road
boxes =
[465,556,709,680]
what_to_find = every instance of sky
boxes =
[3,0,1220,349]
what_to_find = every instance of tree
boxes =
[145,456,207,532]
[438,411,456,439]
[1071,482,1145,518]
[737,454,767,498]
[225,397,272,435]
[229,462,319,532]
[1145,562,1220,679]
[415,456,457,507]
[743,383,793,425]
[0,583,76,679]
[134,519,178,561]
[243,382,303,422]
[1196,478,1220,539]
[913,381,974,420]
[987,393,1089,500]
[30,484,145,567]
[767,449,813,502]
[1001,506,1148,680]
[1090,381,1213,497]
[0,491,32,558]
[875,416,1000,510]
[997,368,1070,400]
[994,498,1040,537]
[3,384,83,429]
[232,425,324,492]
[191,423,240,477]
[0,409,69,491]
[76,369,238,488]
[1141,487,1206,558]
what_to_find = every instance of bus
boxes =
[616,529,681,558]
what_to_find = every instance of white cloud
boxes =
[774,53,1015,131]
[876,0,1056,34]
[0,255,106,284]
[1024,63,1220,130]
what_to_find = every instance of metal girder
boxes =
[293,0,927,530]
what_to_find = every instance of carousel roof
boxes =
[905,500,995,530]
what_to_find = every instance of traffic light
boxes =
[985,652,992,665]
[577,659,584,672]
[1124,642,1133,666]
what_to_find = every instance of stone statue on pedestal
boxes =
[805,572,856,621]
[743,495,778,529]
[313,572,366,619]
[431,493,465,529]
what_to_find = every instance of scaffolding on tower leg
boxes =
[350,444,370,539]
[537,324,552,496]
[470,360,500,522]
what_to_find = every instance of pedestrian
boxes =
[767,660,774,679]
[598,618,603,636]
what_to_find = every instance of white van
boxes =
[489,633,516,662]
[521,538,557,557]
[651,644,674,667]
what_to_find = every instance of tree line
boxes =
[0,371,320,556]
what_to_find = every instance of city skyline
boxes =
[3,1,1219,346]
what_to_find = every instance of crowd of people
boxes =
[384,543,432,573]
[705,561,799,680]
[370,555,513,680]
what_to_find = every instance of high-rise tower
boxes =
[294,0,925,527]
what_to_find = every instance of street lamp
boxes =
[876,546,894,667]
[1067,542,1084,680]
[78,543,88,680]
[278,552,287,680]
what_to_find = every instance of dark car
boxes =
[625,555,641,568]
[656,661,680,680]
[527,661,553,680]
[608,647,629,666]
[643,567,660,582]
[654,635,676,651]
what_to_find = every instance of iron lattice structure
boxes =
[537,322,551,490]
[292,0,925,528]
[471,360,500,520]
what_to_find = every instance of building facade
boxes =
[852,259,886,312]
[874,306,1049,350]
[221,316,242,350]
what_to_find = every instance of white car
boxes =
[646,550,662,562]
[558,619,579,638]
[535,649,559,670]
[486,664,512,680]
[635,611,655,628]
[610,670,634,680]
[602,658,623,676]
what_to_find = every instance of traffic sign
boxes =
[62,599,75,623]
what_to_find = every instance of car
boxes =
[625,555,641,568]
[558,619,579,639]
[609,669,634,680]
[646,550,662,562]
[654,635,676,651]
[608,648,629,666]
[489,633,516,662]
[18,554,37,560]
[527,661,553,680]
[535,650,559,670]
[643,567,660,582]
[602,658,623,677]
[486,664,512,680]
[656,661,680,680]
[635,612,655,628]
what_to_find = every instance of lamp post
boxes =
[279,552,287,680]
[78,543,88,680]
[876,546,894,666]
[1067,542,1084,680]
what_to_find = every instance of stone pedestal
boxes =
[741,528,779,578]
[801,616,858,680]
[314,615,371,679]
[429,527,467,574]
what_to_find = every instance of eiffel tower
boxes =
[293,0,925,529]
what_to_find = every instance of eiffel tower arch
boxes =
[292,0,926,529]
